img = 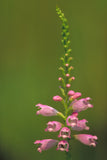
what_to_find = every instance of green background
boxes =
[0,0,107,159]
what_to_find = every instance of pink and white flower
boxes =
[66,112,78,127]
[34,139,58,152]
[71,97,93,112]
[36,104,58,116]
[58,127,71,139]
[74,134,98,147]
[45,121,62,132]
[72,119,89,131]
[57,140,69,152]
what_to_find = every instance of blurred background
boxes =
[0,0,107,159]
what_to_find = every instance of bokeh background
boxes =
[0,0,107,159]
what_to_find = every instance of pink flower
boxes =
[74,134,98,147]
[71,97,93,112]
[34,139,58,152]
[57,140,69,152]
[53,95,63,101]
[45,121,62,132]
[58,127,71,139]
[36,104,58,116]
[72,119,89,131]
[68,90,75,96]
[71,92,82,99]
[66,112,78,127]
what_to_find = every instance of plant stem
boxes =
[66,151,72,160]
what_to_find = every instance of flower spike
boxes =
[34,6,97,159]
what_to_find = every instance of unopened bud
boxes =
[68,66,74,72]
[59,67,64,71]
[72,92,82,99]
[71,77,75,80]
[58,77,62,81]
[67,49,72,53]
[69,77,75,83]
[66,74,70,77]
[68,57,73,63]
[60,57,64,61]
[53,95,63,101]
[66,84,71,88]
[65,53,68,57]
[65,63,69,67]
[68,90,75,96]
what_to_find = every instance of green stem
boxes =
[66,152,72,160]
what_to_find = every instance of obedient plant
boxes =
[34,7,98,159]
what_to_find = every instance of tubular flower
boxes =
[57,140,69,152]
[36,104,58,116]
[34,139,58,152]
[74,134,98,147]
[71,97,93,112]
[45,121,62,132]
[58,127,71,139]
[53,95,63,101]
[66,112,78,127]
[72,119,89,131]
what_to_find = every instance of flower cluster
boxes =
[34,7,97,155]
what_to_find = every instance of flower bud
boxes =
[68,66,74,72]
[71,77,75,80]
[66,73,70,77]
[65,63,69,67]
[66,84,71,88]
[65,53,68,56]
[58,77,62,81]
[72,92,82,99]
[53,95,63,101]
[68,90,75,96]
